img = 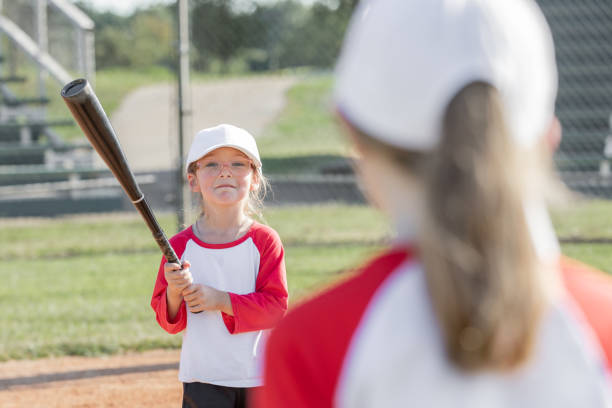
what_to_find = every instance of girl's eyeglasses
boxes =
[195,159,253,176]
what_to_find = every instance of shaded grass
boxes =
[0,213,174,260]
[0,205,389,261]
[561,244,612,275]
[550,199,612,275]
[551,198,612,240]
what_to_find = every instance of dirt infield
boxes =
[0,349,182,407]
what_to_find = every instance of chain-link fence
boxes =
[0,1,94,82]
[181,0,612,206]
[538,0,612,197]
[0,0,611,223]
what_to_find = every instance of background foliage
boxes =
[72,0,358,73]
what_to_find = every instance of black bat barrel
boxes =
[61,79,141,201]
[61,78,180,265]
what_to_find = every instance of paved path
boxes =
[106,75,297,172]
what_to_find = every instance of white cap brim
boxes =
[185,124,262,170]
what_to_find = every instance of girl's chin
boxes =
[208,193,248,206]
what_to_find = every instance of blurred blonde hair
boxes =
[351,82,551,371]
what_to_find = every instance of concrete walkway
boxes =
[105,75,297,172]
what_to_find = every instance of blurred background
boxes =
[0,0,610,216]
[0,0,611,363]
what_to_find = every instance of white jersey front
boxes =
[151,223,288,388]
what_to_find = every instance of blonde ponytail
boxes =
[420,82,544,371]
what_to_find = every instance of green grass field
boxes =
[2,199,611,362]
[553,199,612,273]
[0,205,388,361]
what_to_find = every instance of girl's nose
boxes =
[219,164,232,176]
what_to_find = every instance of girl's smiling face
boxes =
[188,147,259,210]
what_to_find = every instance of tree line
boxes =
[75,0,359,73]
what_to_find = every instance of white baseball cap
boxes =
[185,124,262,170]
[334,0,558,151]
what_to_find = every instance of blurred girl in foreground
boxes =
[255,0,612,406]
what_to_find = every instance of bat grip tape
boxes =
[132,195,145,204]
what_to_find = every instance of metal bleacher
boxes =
[0,0,132,217]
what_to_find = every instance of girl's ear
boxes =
[187,173,200,192]
[336,111,366,159]
[545,116,562,153]
[250,170,260,192]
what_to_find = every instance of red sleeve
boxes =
[222,225,288,334]
[252,249,410,408]
[150,229,191,334]
[561,255,612,370]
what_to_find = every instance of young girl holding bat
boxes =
[151,124,288,408]
[255,0,611,406]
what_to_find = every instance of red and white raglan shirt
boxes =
[255,247,612,407]
[562,256,612,370]
[151,221,288,387]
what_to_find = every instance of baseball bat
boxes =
[61,78,181,266]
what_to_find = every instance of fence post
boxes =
[35,0,48,123]
[176,0,192,232]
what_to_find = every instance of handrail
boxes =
[0,14,72,85]
[48,0,94,31]
[48,0,96,84]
